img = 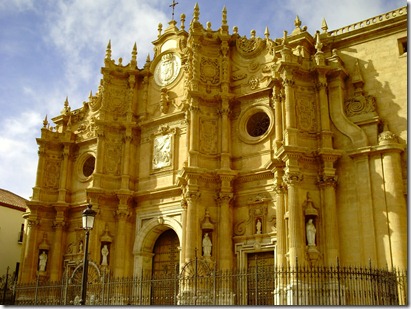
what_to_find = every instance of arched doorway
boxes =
[151,229,180,305]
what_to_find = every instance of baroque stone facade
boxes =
[19,4,407,286]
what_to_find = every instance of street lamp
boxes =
[80,202,96,305]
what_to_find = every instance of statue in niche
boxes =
[101,245,109,265]
[202,233,212,257]
[39,251,48,272]
[306,219,317,246]
[256,219,262,234]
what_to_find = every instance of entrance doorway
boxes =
[247,251,274,305]
[150,229,180,304]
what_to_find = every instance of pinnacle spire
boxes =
[264,26,270,39]
[222,6,227,25]
[321,18,328,34]
[105,40,112,60]
[131,42,137,67]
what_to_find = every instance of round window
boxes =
[82,156,95,177]
[237,104,274,144]
[246,112,270,137]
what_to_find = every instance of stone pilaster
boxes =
[184,191,200,262]
[273,175,286,267]
[272,81,284,151]
[217,192,233,270]
[19,215,40,283]
[113,194,131,277]
[49,216,65,281]
[283,171,303,266]
[318,175,339,266]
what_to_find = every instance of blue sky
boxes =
[0,0,406,199]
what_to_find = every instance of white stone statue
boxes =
[306,219,316,246]
[256,219,262,234]
[101,244,109,265]
[39,251,48,272]
[202,233,212,257]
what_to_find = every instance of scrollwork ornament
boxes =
[234,220,246,236]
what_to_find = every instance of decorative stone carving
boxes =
[43,158,61,188]
[236,35,264,58]
[154,53,181,87]
[152,133,172,169]
[296,93,317,132]
[200,118,218,154]
[200,57,220,84]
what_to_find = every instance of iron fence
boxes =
[12,263,407,306]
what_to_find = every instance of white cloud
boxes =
[42,0,167,102]
[0,0,35,13]
[0,111,42,199]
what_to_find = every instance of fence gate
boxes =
[66,261,102,305]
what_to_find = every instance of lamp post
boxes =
[80,202,96,305]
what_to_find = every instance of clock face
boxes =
[154,53,181,86]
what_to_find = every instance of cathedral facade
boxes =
[19,4,407,291]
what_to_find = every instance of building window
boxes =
[246,112,270,137]
[398,37,407,55]
[238,104,274,144]
[83,156,95,177]
[18,223,24,243]
[77,152,96,182]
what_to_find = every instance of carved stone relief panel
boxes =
[152,134,172,169]
[43,155,61,188]
[151,126,178,171]
[296,91,317,132]
[199,118,218,154]
[104,133,122,175]
[200,56,220,85]
[104,87,128,120]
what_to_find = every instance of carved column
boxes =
[282,71,298,145]
[273,81,284,151]
[318,176,339,266]
[217,192,233,270]
[180,198,188,266]
[188,103,200,167]
[113,195,130,277]
[184,191,200,262]
[121,129,132,190]
[219,98,231,169]
[316,72,333,149]
[19,216,40,283]
[283,171,303,266]
[32,143,46,201]
[273,168,286,267]
[57,144,70,203]
[377,132,407,270]
[93,126,105,188]
[352,154,378,265]
[49,213,65,281]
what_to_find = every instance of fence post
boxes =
[337,257,341,305]
[296,257,299,306]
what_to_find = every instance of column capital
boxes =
[216,192,233,205]
[318,175,338,188]
[283,172,303,186]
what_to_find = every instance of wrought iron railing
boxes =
[12,263,407,306]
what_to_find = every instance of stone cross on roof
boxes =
[169,0,178,21]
